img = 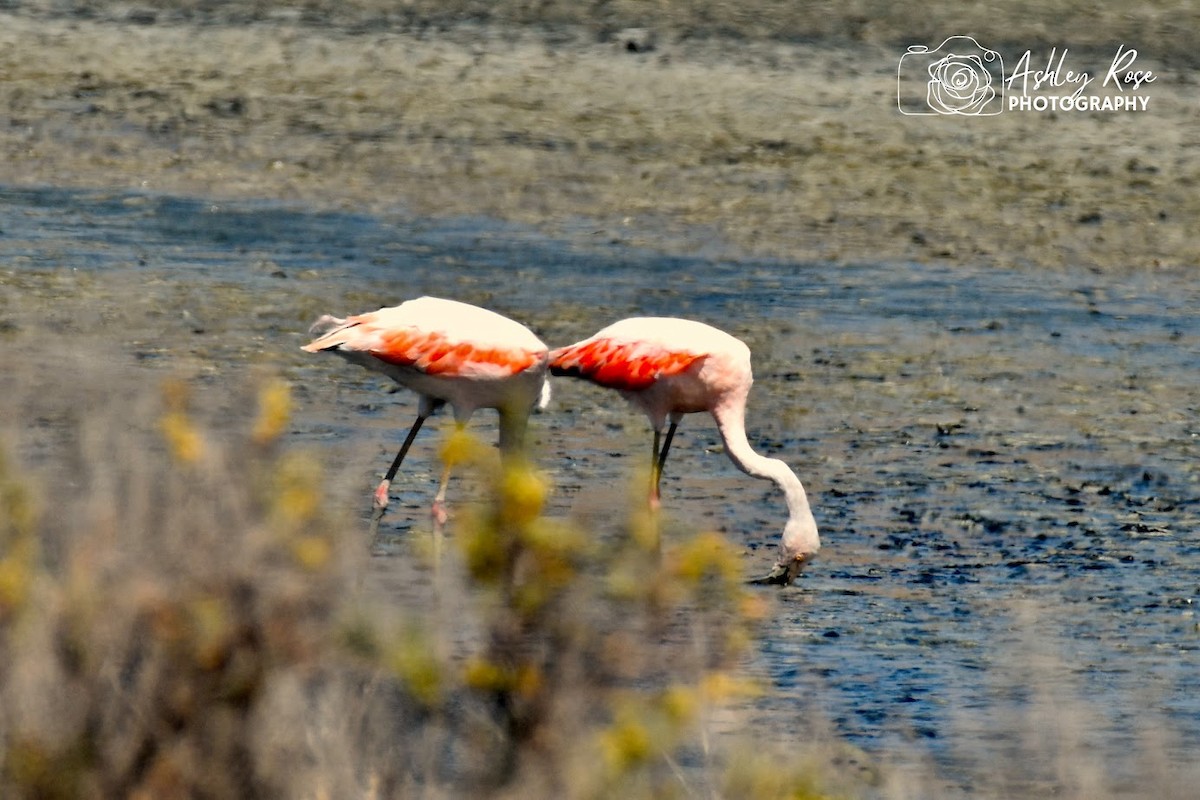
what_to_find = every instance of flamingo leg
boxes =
[656,421,678,482]
[649,421,678,508]
[431,460,453,565]
[430,419,469,569]
[367,413,428,543]
[375,415,428,507]
[649,429,662,509]
[652,419,681,506]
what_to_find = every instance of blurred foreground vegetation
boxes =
[0,360,858,799]
[0,314,1196,799]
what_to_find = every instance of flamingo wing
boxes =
[549,337,704,391]
[303,313,543,378]
[373,326,542,376]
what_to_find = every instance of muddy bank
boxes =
[1,10,1197,270]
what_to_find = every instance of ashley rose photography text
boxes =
[898,36,1157,116]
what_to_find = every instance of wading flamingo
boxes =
[549,317,818,585]
[302,296,550,545]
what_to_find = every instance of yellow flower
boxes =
[499,465,547,527]
[252,378,293,446]
[673,531,741,585]
[272,452,322,526]
[290,533,332,571]
[700,670,763,703]
[385,628,442,706]
[600,715,652,771]
[439,426,485,468]
[159,411,206,465]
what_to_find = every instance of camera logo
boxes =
[898,36,1004,115]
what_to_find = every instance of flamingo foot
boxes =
[431,498,449,527]
[373,479,391,510]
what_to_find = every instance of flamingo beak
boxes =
[747,552,813,587]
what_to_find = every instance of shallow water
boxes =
[2,185,1198,793]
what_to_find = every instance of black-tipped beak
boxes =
[747,554,812,587]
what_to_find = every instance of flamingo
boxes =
[302,296,550,544]
[549,317,819,585]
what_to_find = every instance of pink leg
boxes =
[431,461,453,566]
[432,462,452,524]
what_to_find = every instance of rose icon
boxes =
[897,36,1004,115]
[927,53,996,114]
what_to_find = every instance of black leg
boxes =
[654,421,678,496]
[368,413,428,545]
[381,414,427,492]
[648,421,679,508]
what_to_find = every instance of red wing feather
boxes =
[550,338,704,391]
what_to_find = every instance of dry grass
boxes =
[12,1,1200,60]
[1,5,1198,269]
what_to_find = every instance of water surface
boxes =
[2,185,1197,794]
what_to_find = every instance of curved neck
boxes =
[712,397,820,560]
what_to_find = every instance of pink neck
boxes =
[712,397,820,560]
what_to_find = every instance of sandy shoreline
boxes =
[1,10,1196,270]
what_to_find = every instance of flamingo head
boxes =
[747,550,816,586]
[748,515,820,587]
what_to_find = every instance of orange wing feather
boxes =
[549,338,704,391]
[374,327,540,376]
[305,314,542,377]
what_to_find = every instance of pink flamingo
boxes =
[303,296,550,543]
[550,317,819,585]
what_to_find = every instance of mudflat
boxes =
[1,6,1195,270]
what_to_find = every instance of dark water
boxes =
[2,185,1198,793]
